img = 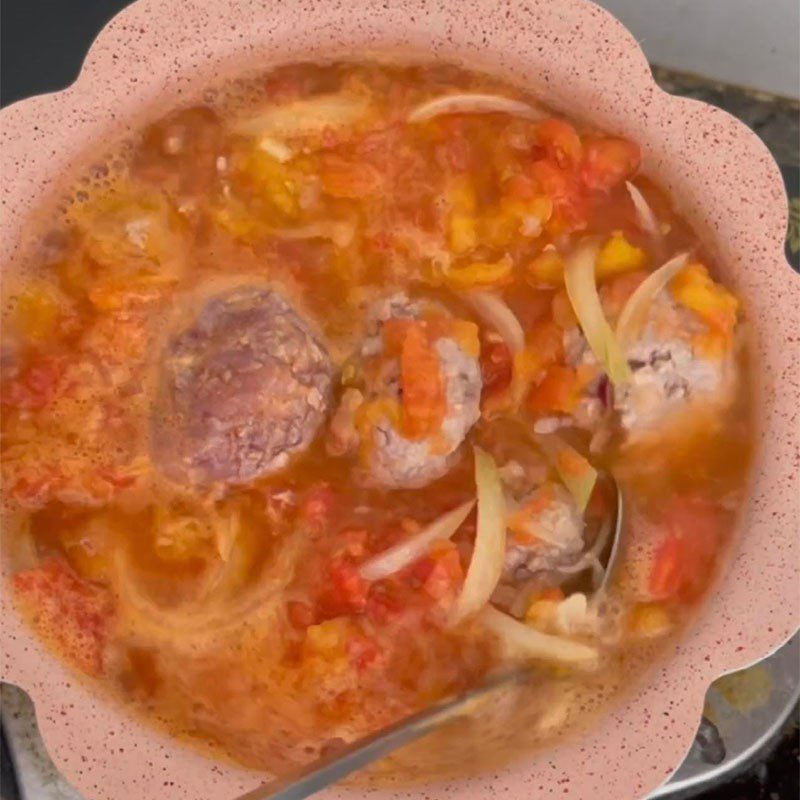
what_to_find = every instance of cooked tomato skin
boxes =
[13,558,113,677]
[649,497,724,602]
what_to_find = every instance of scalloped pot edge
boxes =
[1,1,798,799]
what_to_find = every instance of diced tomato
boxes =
[421,545,464,601]
[1,356,65,410]
[581,137,641,192]
[503,173,539,202]
[299,483,337,535]
[649,535,685,601]
[649,497,724,602]
[398,322,446,439]
[13,558,113,677]
[535,119,583,167]
[365,584,406,624]
[346,632,385,672]
[287,600,317,630]
[480,336,513,398]
[320,157,382,198]
[6,463,61,510]
[530,159,588,232]
[528,364,592,415]
[335,527,369,559]
[318,557,370,618]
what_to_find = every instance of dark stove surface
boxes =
[1,3,798,799]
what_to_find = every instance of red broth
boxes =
[1,62,753,779]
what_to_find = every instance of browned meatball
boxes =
[152,285,332,485]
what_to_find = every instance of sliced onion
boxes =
[616,252,689,347]
[450,448,507,625]
[258,135,294,163]
[625,181,661,241]
[463,290,525,354]
[267,220,356,249]
[555,592,590,635]
[535,433,597,512]
[564,241,631,385]
[408,93,545,124]
[359,499,475,581]
[233,93,372,139]
[482,605,598,665]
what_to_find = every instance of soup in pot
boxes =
[1,62,753,779]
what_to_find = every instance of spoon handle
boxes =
[235,670,525,800]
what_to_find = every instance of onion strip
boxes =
[409,93,545,124]
[616,252,689,346]
[625,181,661,241]
[233,93,372,139]
[359,499,475,581]
[482,605,598,665]
[463,290,525,354]
[565,241,631,385]
[535,433,597,512]
[450,448,507,625]
[267,220,356,249]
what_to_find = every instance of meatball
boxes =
[327,293,481,489]
[503,483,585,582]
[369,335,482,488]
[612,294,736,434]
[560,292,736,437]
[153,285,333,485]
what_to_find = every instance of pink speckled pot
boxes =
[1,1,798,798]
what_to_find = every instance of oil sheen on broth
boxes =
[0,62,753,781]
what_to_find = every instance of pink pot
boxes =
[1,1,798,798]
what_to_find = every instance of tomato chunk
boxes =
[535,119,583,167]
[530,159,588,231]
[649,497,724,602]
[581,137,641,192]
[1,356,64,410]
[299,483,337,534]
[528,364,593,415]
[318,556,370,618]
[13,558,113,677]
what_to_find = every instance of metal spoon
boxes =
[595,473,625,595]
[235,669,530,800]
[236,476,627,800]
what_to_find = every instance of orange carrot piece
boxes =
[399,322,446,439]
[528,364,589,415]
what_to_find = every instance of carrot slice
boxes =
[399,322,446,439]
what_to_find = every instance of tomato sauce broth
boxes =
[0,61,753,781]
